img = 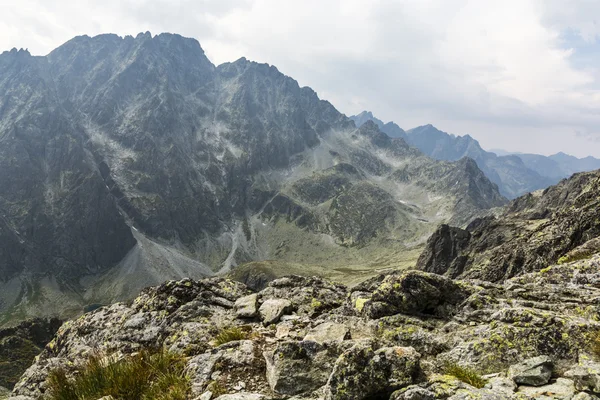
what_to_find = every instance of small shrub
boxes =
[443,362,487,389]
[207,379,227,397]
[213,327,249,347]
[47,349,189,400]
[558,249,594,265]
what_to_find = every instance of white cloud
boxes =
[2,0,600,157]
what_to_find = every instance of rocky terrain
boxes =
[351,112,600,199]
[7,250,600,399]
[0,33,507,320]
[0,318,61,391]
[417,169,600,281]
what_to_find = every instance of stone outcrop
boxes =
[418,169,600,281]
[8,250,600,400]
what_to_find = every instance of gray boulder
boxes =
[303,322,350,344]
[324,341,420,400]
[565,360,600,393]
[214,394,266,400]
[516,377,575,399]
[484,377,516,396]
[264,340,339,395]
[573,393,600,400]
[235,294,259,318]
[390,386,436,400]
[259,299,293,325]
[508,356,553,386]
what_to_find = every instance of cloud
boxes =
[2,0,600,157]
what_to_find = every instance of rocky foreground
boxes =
[8,252,600,399]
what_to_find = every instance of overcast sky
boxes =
[2,0,600,157]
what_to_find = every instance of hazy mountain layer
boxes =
[350,112,572,199]
[0,33,506,321]
[493,150,600,180]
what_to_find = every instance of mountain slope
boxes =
[0,33,506,320]
[350,111,408,139]
[417,169,600,281]
[351,113,560,198]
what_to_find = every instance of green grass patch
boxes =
[558,250,594,265]
[47,349,189,400]
[443,362,487,389]
[213,327,249,347]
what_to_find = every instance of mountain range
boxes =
[350,111,600,199]
[0,33,507,322]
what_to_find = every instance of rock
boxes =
[303,322,349,343]
[484,377,516,396]
[448,390,509,400]
[264,341,339,395]
[573,393,600,400]
[259,276,347,317]
[565,360,600,393]
[259,299,293,325]
[324,341,420,400]
[390,386,436,400]
[235,294,259,318]
[508,356,553,386]
[517,377,575,399]
[357,270,472,319]
[214,394,266,400]
[417,224,471,277]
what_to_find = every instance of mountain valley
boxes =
[0,33,507,321]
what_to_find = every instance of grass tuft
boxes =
[47,349,189,400]
[443,362,487,389]
[213,327,249,347]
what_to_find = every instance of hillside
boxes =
[0,34,506,321]
[417,169,600,281]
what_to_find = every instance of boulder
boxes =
[264,340,339,395]
[259,299,293,325]
[235,294,259,318]
[390,386,436,400]
[573,393,600,400]
[214,394,266,400]
[508,356,553,386]
[303,322,349,344]
[324,341,420,400]
[484,377,516,396]
[259,276,347,316]
[517,378,575,399]
[360,271,472,319]
[565,360,600,393]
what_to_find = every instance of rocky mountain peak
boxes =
[0,32,506,322]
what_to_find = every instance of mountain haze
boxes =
[350,112,600,199]
[0,33,506,321]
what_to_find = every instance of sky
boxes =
[2,0,600,157]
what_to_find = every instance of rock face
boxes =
[10,249,600,399]
[415,225,471,277]
[0,34,507,320]
[417,169,600,281]
[0,318,61,390]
